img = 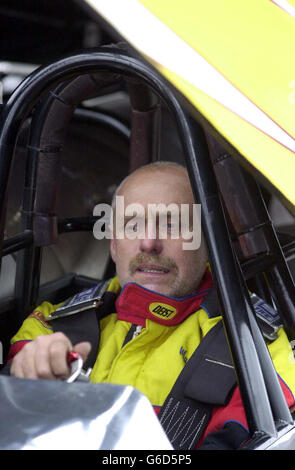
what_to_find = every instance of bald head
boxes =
[112,161,192,209]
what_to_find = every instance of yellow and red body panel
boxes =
[86,0,295,211]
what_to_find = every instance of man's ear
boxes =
[110,238,117,263]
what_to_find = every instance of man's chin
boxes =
[135,276,196,298]
[133,276,177,297]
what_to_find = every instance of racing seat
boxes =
[0,44,295,449]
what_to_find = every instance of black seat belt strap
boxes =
[158,321,237,450]
[48,280,113,370]
[49,307,100,370]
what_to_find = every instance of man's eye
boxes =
[125,222,138,232]
[167,222,180,231]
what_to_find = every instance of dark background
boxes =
[0,0,113,64]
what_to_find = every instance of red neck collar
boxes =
[115,269,213,327]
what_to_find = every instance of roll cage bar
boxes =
[0,44,295,448]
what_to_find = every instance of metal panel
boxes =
[0,375,172,450]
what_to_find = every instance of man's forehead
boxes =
[119,167,191,198]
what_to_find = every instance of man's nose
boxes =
[139,234,163,255]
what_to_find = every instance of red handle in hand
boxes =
[67,351,80,364]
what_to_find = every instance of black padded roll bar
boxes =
[15,70,156,317]
[207,136,295,334]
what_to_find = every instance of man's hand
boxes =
[10,332,91,380]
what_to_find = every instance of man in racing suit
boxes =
[4,162,295,449]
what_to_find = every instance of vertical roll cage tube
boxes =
[0,47,293,444]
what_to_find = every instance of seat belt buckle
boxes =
[66,351,92,383]
[46,280,110,321]
[250,293,283,341]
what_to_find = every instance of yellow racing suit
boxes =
[7,274,295,448]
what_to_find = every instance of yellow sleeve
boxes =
[11,301,61,345]
[268,327,295,398]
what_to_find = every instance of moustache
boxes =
[128,253,178,274]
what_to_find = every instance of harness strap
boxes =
[158,320,237,450]
[50,307,100,371]
[158,286,280,449]
[49,280,116,370]
[201,286,282,341]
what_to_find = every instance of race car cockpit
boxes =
[0,41,295,450]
